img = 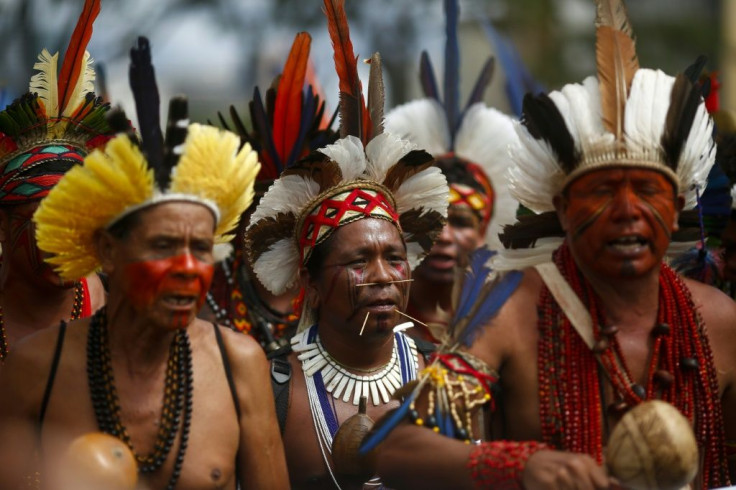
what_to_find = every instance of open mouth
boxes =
[607,235,649,255]
[162,294,198,309]
[424,252,456,270]
[362,298,398,312]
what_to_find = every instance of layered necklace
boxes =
[0,280,85,361]
[292,325,418,489]
[537,243,729,487]
[87,308,193,490]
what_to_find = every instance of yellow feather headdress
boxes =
[34,124,260,282]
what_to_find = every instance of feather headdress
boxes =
[34,37,260,282]
[0,0,115,204]
[509,0,714,214]
[217,32,338,189]
[384,0,518,250]
[245,0,448,296]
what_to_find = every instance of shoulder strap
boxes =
[213,324,242,419]
[38,321,67,432]
[534,262,595,349]
[269,347,292,434]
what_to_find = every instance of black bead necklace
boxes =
[87,308,193,489]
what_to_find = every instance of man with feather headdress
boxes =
[372,0,736,488]
[244,1,448,487]
[0,37,289,489]
[0,0,111,362]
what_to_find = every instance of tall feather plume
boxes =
[366,52,385,139]
[443,0,460,143]
[57,0,100,117]
[273,32,311,166]
[129,37,163,171]
[323,0,369,141]
[595,0,639,140]
[29,50,59,118]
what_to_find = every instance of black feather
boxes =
[522,93,579,174]
[662,74,702,171]
[129,36,163,171]
[499,211,564,249]
[105,107,137,144]
[684,55,708,84]
[160,96,188,190]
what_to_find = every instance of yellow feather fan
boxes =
[34,134,155,281]
[169,123,260,244]
[34,124,261,282]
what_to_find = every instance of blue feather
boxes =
[443,0,460,146]
[419,51,440,101]
[453,247,495,324]
[285,86,314,167]
[480,19,544,118]
[457,269,523,347]
[443,412,455,438]
[359,389,418,454]
[464,57,494,110]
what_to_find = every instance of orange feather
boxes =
[273,32,311,163]
[323,0,369,141]
[57,0,100,115]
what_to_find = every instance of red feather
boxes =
[57,0,100,114]
[273,32,311,163]
[323,0,370,142]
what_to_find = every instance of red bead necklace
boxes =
[537,243,729,487]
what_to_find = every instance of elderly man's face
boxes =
[555,168,680,280]
[305,218,410,338]
[105,202,216,330]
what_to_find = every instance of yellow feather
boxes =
[29,49,59,119]
[170,124,261,242]
[61,51,96,119]
[34,135,154,281]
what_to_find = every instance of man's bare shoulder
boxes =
[682,278,736,333]
[467,268,544,365]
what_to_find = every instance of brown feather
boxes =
[382,150,435,192]
[498,212,564,249]
[366,53,384,140]
[595,0,639,139]
[399,208,446,253]
[284,151,343,193]
[246,214,296,262]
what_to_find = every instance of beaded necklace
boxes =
[0,280,86,361]
[87,308,193,490]
[294,325,418,489]
[537,243,729,487]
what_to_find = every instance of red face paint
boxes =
[122,253,214,330]
[563,168,678,279]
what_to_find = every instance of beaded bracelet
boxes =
[467,440,550,489]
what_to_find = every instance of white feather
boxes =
[61,51,96,118]
[365,132,415,182]
[625,69,674,156]
[248,174,319,227]
[404,241,426,270]
[317,136,367,181]
[394,167,448,217]
[29,49,59,117]
[253,238,302,294]
[677,102,715,209]
[384,99,450,156]
[490,237,563,271]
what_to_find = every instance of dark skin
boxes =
[0,201,105,349]
[407,205,484,340]
[283,218,426,489]
[376,168,736,489]
[721,215,736,282]
[0,202,288,490]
